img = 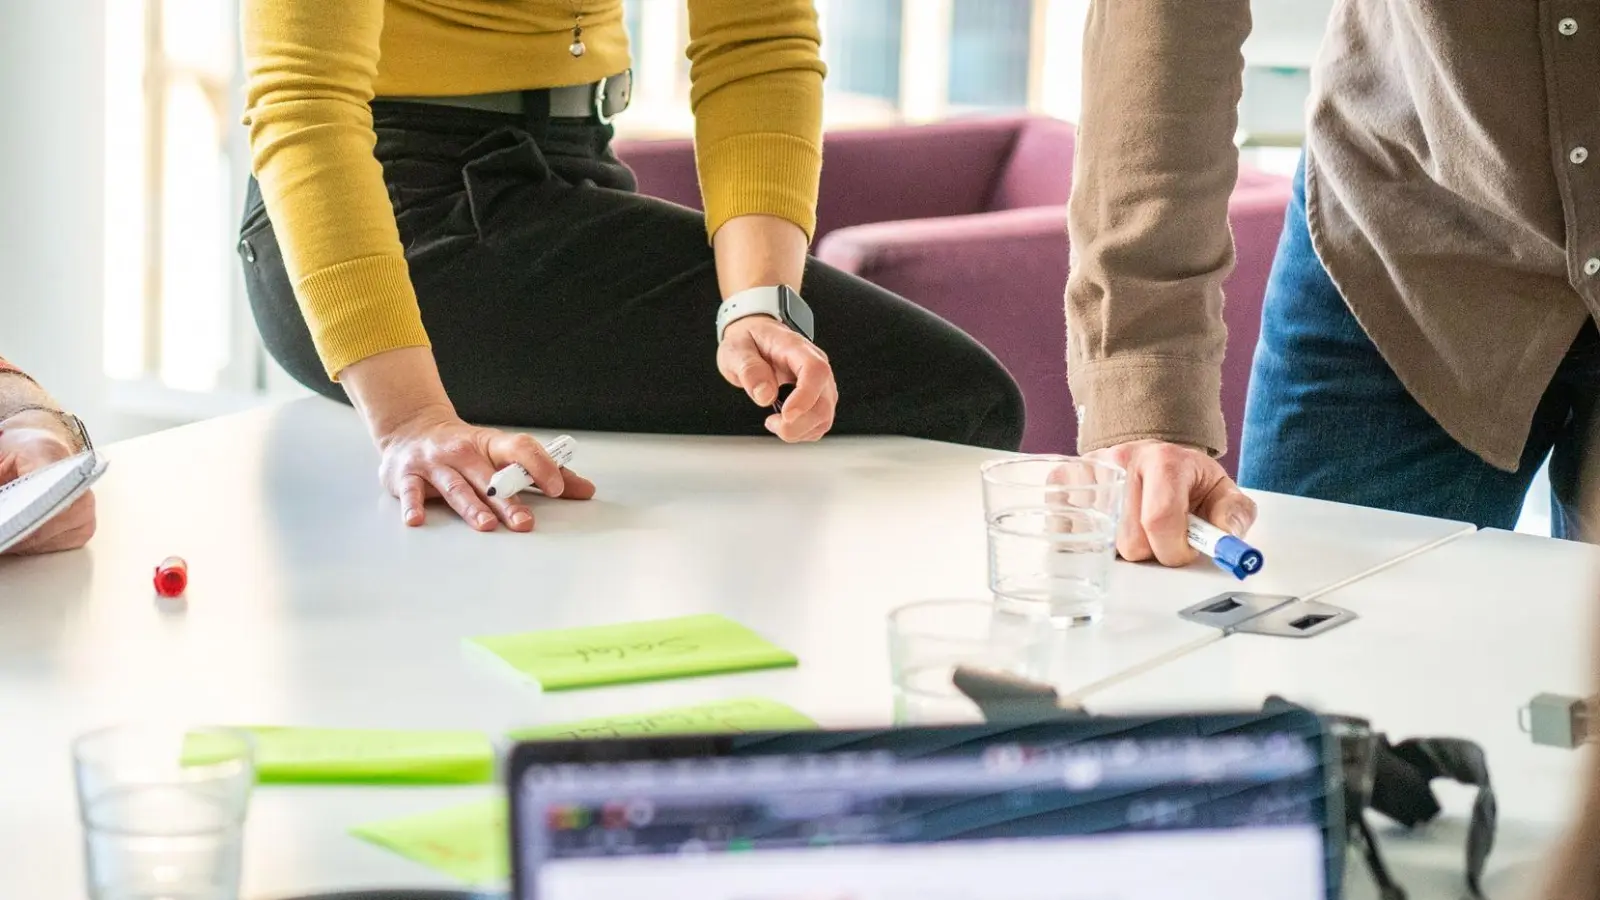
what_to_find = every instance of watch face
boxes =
[779,285,815,341]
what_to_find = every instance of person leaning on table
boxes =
[237,0,1025,535]
[1067,0,1600,566]
[0,356,95,555]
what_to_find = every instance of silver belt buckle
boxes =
[593,70,631,125]
[594,77,612,125]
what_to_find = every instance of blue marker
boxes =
[1186,515,1264,580]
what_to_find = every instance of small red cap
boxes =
[154,556,188,598]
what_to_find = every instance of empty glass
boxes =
[73,725,255,900]
[888,599,1054,724]
[981,456,1127,626]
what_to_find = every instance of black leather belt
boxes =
[383,69,632,124]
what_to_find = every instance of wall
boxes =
[0,0,170,441]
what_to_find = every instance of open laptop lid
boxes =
[508,709,1340,900]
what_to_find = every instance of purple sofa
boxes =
[616,117,1291,472]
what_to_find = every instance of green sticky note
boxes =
[468,614,798,691]
[350,798,507,885]
[183,727,494,784]
[509,696,816,741]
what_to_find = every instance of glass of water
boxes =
[73,725,255,900]
[981,456,1127,626]
[888,599,1055,724]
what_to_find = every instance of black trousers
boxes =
[239,100,1025,450]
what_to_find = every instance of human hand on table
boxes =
[712,214,837,444]
[340,347,595,532]
[717,315,836,443]
[1088,439,1256,567]
[374,408,596,531]
[0,414,96,555]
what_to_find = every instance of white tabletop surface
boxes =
[0,398,1473,898]
[1088,528,1600,899]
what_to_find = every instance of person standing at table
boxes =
[1067,1,1600,564]
[0,356,96,555]
[239,0,1024,534]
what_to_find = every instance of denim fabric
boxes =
[1240,160,1599,538]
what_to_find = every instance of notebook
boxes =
[0,450,108,554]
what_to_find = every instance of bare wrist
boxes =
[712,214,809,299]
[338,347,458,442]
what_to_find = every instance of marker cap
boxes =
[1212,536,1265,580]
[154,556,189,597]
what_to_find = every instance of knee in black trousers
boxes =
[240,109,1026,451]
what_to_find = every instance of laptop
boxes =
[508,708,1340,900]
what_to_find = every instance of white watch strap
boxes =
[716,286,785,343]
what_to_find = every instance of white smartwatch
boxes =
[715,285,816,344]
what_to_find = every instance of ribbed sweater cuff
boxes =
[295,254,431,380]
[697,132,822,242]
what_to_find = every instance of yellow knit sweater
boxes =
[243,0,826,379]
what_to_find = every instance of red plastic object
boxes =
[153,556,188,597]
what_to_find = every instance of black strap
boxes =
[1352,814,1408,900]
[1369,736,1496,898]
[519,88,552,144]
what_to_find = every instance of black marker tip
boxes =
[486,487,497,497]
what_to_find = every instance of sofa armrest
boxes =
[816,207,1072,453]
[813,180,1291,468]
[619,119,1031,242]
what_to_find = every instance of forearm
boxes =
[245,0,430,380]
[713,214,809,299]
[687,0,825,241]
[1066,0,1251,455]
[338,346,456,442]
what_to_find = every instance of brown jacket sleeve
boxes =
[1067,0,1251,456]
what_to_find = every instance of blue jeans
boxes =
[1238,161,1600,539]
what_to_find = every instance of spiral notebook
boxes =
[0,451,108,554]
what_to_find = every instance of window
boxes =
[823,0,903,105]
[105,0,263,413]
[948,0,1034,111]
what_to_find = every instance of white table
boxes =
[0,398,1472,898]
[1088,529,1600,899]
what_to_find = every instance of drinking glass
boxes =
[981,456,1127,625]
[73,725,255,900]
[888,599,1054,724]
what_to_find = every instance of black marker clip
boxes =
[772,383,795,414]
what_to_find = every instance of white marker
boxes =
[1186,514,1265,580]
[486,435,576,498]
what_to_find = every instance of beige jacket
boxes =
[1067,0,1597,471]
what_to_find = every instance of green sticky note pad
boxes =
[350,798,507,885]
[468,614,798,691]
[510,696,816,741]
[183,727,494,784]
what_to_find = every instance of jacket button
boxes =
[1560,17,1579,36]
[238,239,256,263]
[1584,257,1600,276]
[1573,147,1590,165]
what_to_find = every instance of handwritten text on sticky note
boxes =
[468,614,797,691]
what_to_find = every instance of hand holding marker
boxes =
[1186,515,1264,580]
[487,435,577,499]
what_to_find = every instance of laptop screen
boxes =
[510,713,1334,900]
